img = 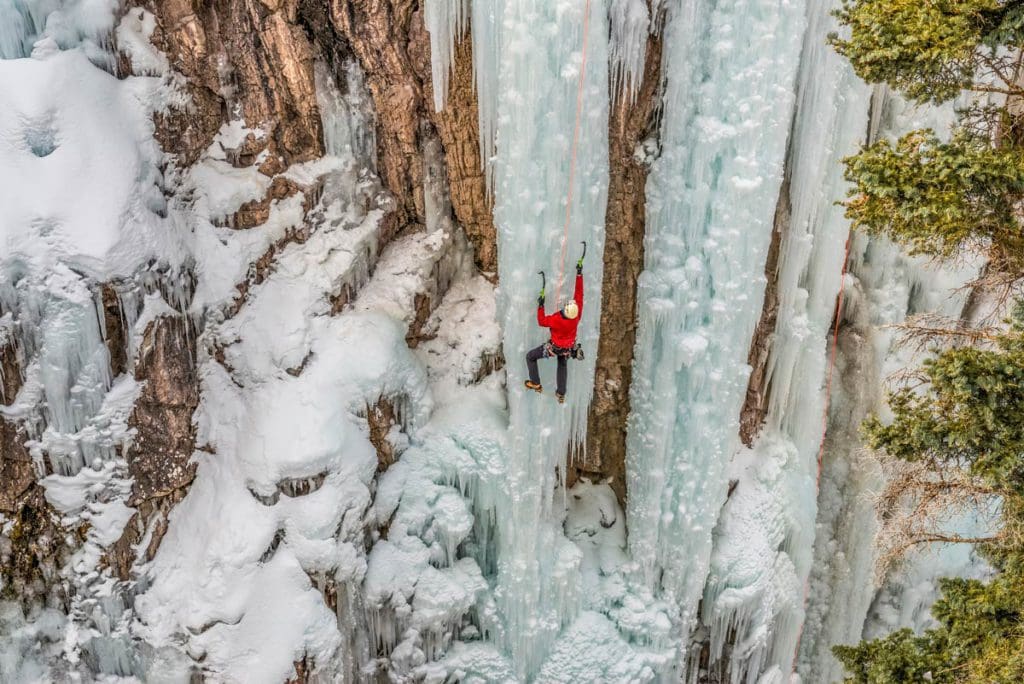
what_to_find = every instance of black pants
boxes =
[526,343,567,395]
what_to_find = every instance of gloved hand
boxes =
[576,260,583,276]
[538,294,545,307]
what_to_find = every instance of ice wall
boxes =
[698,2,872,681]
[428,0,617,677]
[2,1,998,680]
[623,0,805,671]
[490,1,609,677]
[801,89,984,680]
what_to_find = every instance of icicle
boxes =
[796,86,982,682]
[624,0,807,674]
[452,0,611,677]
[424,0,471,112]
[608,0,650,104]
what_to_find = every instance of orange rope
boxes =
[553,0,592,305]
[790,232,853,675]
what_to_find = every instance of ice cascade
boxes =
[623,0,806,672]
[696,0,872,680]
[427,0,613,678]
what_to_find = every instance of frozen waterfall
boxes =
[1,0,995,681]
[623,0,805,675]
[430,0,612,678]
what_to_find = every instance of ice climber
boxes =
[525,247,586,404]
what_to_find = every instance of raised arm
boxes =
[573,273,583,316]
[537,304,551,327]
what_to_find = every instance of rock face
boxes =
[366,397,398,472]
[101,285,129,378]
[584,30,664,506]
[127,315,199,506]
[739,175,789,447]
[0,426,33,514]
[0,486,69,606]
[315,0,495,267]
[410,24,496,272]
[0,327,57,605]
[0,335,33,514]
[327,0,428,238]
[146,0,324,171]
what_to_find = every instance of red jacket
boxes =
[537,274,583,348]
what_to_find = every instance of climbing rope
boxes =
[790,232,853,675]
[553,0,592,305]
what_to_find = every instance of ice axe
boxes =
[577,241,587,270]
[537,270,546,301]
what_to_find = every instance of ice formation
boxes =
[623,0,806,675]
[797,88,987,682]
[1,0,995,682]
[697,3,872,681]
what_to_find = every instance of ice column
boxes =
[492,2,610,678]
[0,0,117,60]
[427,0,611,677]
[698,1,873,680]
[624,0,806,667]
[798,88,981,681]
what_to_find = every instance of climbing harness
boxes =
[789,233,853,676]
[552,0,593,305]
[543,341,584,360]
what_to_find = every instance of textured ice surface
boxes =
[0,0,118,61]
[834,90,986,656]
[0,19,189,679]
[623,0,806,674]
[2,0,996,680]
[698,2,874,681]
[428,0,612,677]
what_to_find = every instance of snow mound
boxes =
[0,49,182,281]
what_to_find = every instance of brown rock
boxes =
[101,284,128,378]
[145,0,324,168]
[405,293,433,348]
[366,397,397,473]
[104,486,190,582]
[127,315,199,505]
[1,334,33,515]
[229,175,304,229]
[0,421,34,514]
[327,0,427,242]
[739,174,788,447]
[319,3,494,268]
[1,326,20,404]
[584,26,664,508]
[409,18,496,272]
[0,485,68,605]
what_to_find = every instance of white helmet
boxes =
[563,300,579,320]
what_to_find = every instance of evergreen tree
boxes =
[833,309,1024,682]
[833,0,1024,271]
[829,4,1024,681]
[831,0,1024,104]
[843,130,1024,268]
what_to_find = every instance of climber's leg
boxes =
[525,344,546,391]
[555,353,567,400]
